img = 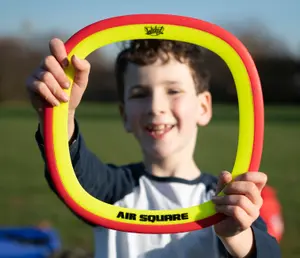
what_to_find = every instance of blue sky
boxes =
[1,0,299,57]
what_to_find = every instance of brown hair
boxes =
[114,39,210,102]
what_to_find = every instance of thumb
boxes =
[71,55,91,89]
[215,171,232,195]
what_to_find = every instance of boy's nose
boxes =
[146,94,168,115]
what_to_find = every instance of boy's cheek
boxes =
[172,101,192,119]
[175,103,200,125]
[175,95,200,113]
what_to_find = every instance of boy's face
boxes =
[120,55,212,160]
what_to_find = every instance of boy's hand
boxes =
[212,171,267,238]
[26,38,91,119]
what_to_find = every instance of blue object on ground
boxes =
[0,227,61,258]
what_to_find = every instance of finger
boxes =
[212,195,259,218]
[222,181,263,206]
[234,172,268,192]
[29,80,60,106]
[42,56,70,89]
[71,55,91,89]
[215,205,252,230]
[34,70,69,103]
[215,171,232,195]
[49,38,69,68]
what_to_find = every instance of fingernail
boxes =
[219,171,227,179]
[64,82,70,88]
[73,54,83,63]
[62,59,69,68]
[54,100,60,106]
[222,171,231,178]
[62,92,69,102]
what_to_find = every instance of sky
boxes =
[1,0,299,58]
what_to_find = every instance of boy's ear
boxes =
[119,103,131,133]
[196,91,212,126]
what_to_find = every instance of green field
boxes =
[0,103,299,257]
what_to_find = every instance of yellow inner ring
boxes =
[53,24,254,225]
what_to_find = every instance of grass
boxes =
[0,102,299,257]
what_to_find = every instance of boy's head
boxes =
[114,39,212,160]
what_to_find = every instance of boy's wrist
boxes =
[218,228,255,258]
[36,109,76,142]
[68,110,76,142]
[68,109,76,118]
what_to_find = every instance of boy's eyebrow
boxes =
[129,84,149,91]
[161,80,181,86]
[128,81,181,91]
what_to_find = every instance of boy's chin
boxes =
[143,146,176,160]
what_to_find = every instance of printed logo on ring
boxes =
[145,25,164,36]
[43,14,264,234]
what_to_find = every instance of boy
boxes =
[26,38,281,258]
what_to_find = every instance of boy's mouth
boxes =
[144,124,175,139]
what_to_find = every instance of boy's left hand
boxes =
[212,171,267,238]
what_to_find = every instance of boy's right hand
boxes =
[26,38,91,122]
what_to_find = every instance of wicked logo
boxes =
[144,26,164,36]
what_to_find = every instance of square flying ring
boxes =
[43,14,264,234]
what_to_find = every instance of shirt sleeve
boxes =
[35,119,144,225]
[250,216,282,257]
[217,216,282,257]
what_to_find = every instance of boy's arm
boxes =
[35,119,143,225]
[217,216,281,258]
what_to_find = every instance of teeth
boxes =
[146,124,173,131]
[155,125,165,130]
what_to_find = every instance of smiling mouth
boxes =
[144,124,175,139]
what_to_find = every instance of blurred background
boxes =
[0,0,299,257]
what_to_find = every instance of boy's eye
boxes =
[168,89,182,94]
[129,90,148,98]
